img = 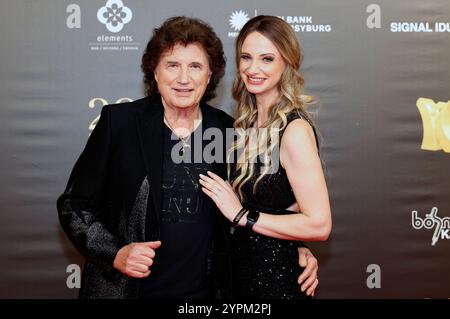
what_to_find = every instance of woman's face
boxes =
[239,31,286,100]
[155,43,211,111]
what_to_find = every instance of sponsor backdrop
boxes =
[0,0,449,298]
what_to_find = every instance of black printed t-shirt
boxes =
[139,122,217,298]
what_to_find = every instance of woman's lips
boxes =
[246,76,266,85]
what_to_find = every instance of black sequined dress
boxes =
[230,112,317,299]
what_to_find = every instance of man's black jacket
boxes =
[57,96,234,298]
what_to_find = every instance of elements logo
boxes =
[90,1,139,52]
[416,98,450,153]
[412,207,450,246]
[97,0,132,33]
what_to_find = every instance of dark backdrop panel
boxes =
[0,0,448,298]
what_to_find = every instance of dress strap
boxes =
[282,111,320,155]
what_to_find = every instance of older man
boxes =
[57,16,319,299]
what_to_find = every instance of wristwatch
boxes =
[245,209,260,230]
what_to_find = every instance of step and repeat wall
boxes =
[0,0,449,298]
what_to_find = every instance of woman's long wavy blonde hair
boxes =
[228,15,316,200]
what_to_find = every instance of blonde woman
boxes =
[200,15,331,298]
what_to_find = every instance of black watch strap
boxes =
[245,209,260,230]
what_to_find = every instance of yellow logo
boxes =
[88,97,133,132]
[416,98,450,153]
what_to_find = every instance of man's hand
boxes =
[298,246,319,297]
[113,241,161,278]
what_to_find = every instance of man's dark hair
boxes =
[141,16,226,102]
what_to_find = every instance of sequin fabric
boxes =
[230,112,310,299]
